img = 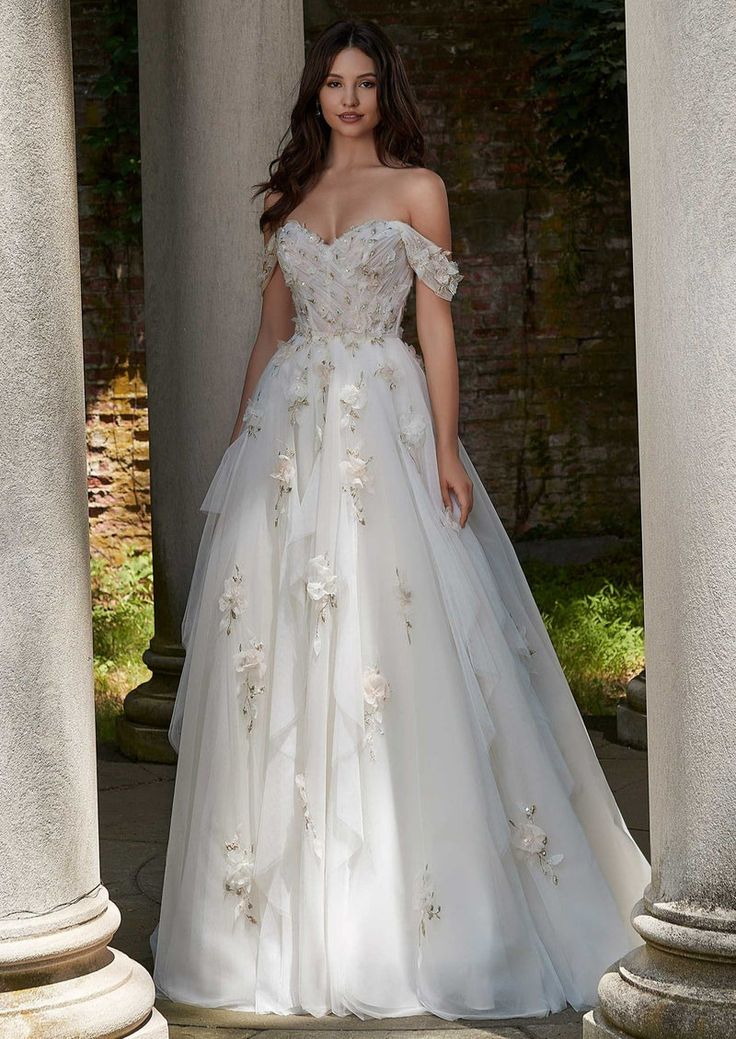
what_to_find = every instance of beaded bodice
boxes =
[259,218,462,341]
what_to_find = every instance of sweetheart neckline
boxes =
[278,217,403,249]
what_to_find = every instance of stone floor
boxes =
[98,717,649,1039]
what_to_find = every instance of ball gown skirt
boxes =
[150,218,651,1019]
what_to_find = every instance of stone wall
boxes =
[70,1,640,548]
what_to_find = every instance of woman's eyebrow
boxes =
[324,71,377,78]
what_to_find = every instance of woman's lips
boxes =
[338,113,363,122]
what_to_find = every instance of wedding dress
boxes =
[150,217,650,1019]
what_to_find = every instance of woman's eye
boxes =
[326,80,341,88]
[360,80,376,88]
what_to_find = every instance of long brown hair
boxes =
[254,20,425,235]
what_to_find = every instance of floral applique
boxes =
[414,863,441,939]
[440,503,462,532]
[224,828,257,923]
[339,441,375,525]
[306,552,338,656]
[270,445,296,526]
[315,356,335,409]
[242,396,264,438]
[508,803,564,885]
[286,366,310,425]
[394,567,414,644]
[398,407,427,462]
[374,359,399,389]
[234,636,267,733]
[295,772,323,859]
[218,564,245,635]
[339,373,367,432]
[362,664,391,761]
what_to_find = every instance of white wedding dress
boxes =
[150,217,650,1019]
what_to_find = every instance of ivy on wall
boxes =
[525,0,628,193]
[80,0,141,260]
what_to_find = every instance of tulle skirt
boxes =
[150,329,650,1018]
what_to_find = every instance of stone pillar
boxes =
[0,3,167,1035]
[118,0,304,762]
[584,2,736,1036]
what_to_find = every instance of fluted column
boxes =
[118,0,304,762]
[583,2,736,1036]
[0,2,166,1034]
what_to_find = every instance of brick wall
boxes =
[71,0,150,560]
[305,1,640,538]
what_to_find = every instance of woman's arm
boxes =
[407,170,474,526]
[228,203,295,446]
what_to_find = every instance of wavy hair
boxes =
[254,20,425,235]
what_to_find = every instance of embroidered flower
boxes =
[270,445,296,526]
[394,566,413,644]
[414,863,441,939]
[339,443,375,525]
[315,356,335,406]
[362,664,391,760]
[242,398,264,438]
[234,636,267,733]
[399,408,427,452]
[306,552,338,656]
[374,360,399,389]
[224,829,257,923]
[339,373,367,431]
[508,803,564,885]
[218,564,246,635]
[295,772,323,859]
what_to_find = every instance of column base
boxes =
[0,886,168,1038]
[584,896,736,1038]
[117,641,183,763]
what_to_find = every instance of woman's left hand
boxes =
[437,443,474,527]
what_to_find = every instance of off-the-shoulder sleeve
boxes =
[258,232,279,293]
[399,224,463,301]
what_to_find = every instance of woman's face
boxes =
[317,47,380,139]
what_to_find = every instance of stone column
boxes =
[118,0,304,762]
[584,2,736,1036]
[0,3,166,1035]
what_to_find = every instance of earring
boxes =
[316,99,322,117]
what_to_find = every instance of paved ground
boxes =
[98,717,649,1039]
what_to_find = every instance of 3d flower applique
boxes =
[286,366,310,425]
[218,563,246,635]
[362,664,391,761]
[233,636,267,733]
[440,502,462,532]
[374,359,399,389]
[414,863,441,940]
[295,771,323,859]
[339,441,375,525]
[224,828,258,924]
[305,552,338,656]
[339,373,367,432]
[270,444,296,526]
[508,803,564,885]
[394,566,414,644]
[398,407,427,455]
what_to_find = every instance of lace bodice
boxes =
[258,218,462,340]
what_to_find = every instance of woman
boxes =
[151,18,650,1021]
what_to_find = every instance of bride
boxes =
[150,17,650,1020]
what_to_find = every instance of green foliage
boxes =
[521,539,644,714]
[91,546,153,741]
[80,0,142,255]
[524,0,628,192]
